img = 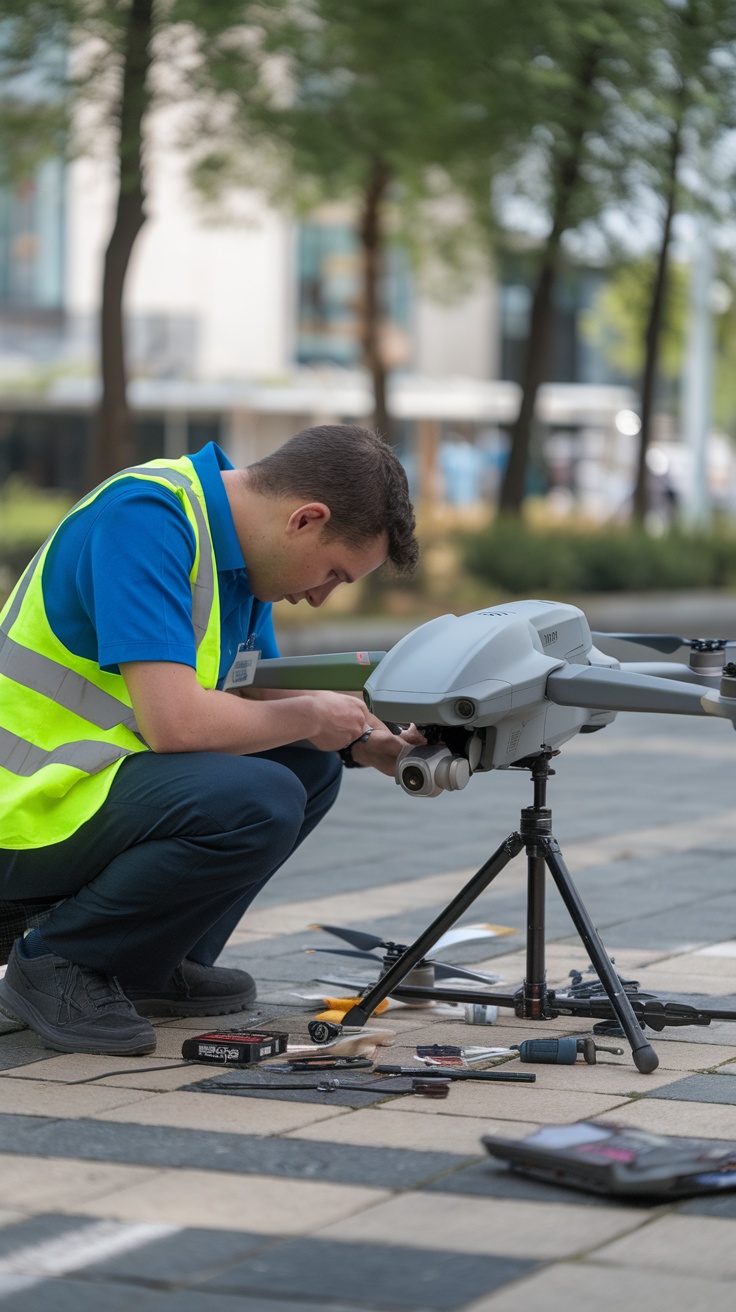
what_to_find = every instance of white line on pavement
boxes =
[0,1218,181,1300]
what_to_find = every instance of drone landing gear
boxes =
[342,753,736,1073]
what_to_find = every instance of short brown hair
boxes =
[247,424,419,574]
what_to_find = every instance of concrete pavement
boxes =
[1,709,736,1309]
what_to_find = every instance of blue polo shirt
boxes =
[42,443,279,687]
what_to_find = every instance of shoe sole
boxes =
[0,978,157,1056]
[129,987,257,1018]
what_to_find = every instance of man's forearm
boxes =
[121,662,369,756]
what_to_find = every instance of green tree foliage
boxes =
[582,259,688,382]
[626,0,736,519]
[0,1,274,486]
[183,0,525,443]
[473,0,662,515]
[0,1,70,185]
[583,256,736,434]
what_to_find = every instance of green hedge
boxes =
[460,520,736,594]
[0,479,74,585]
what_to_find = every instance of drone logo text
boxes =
[541,630,558,646]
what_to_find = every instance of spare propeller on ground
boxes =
[304,921,514,987]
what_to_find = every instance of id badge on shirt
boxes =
[223,642,261,690]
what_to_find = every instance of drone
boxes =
[254,600,736,1074]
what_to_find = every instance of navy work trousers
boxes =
[0,745,342,987]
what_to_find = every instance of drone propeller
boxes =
[593,632,734,654]
[306,946,390,964]
[308,922,513,955]
[304,944,497,985]
[253,652,386,691]
[307,924,386,952]
[306,922,513,987]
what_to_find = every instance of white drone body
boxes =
[361,600,736,796]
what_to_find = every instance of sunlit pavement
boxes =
[1,708,736,1310]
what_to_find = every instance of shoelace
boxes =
[57,960,129,1018]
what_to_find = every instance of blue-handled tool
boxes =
[512,1037,623,1065]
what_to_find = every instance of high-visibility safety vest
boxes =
[0,458,221,849]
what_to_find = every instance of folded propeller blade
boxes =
[593,632,734,654]
[592,632,690,654]
[308,924,387,952]
[431,961,502,984]
[304,947,382,963]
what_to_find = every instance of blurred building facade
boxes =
[0,129,660,512]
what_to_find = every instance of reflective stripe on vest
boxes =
[0,726,135,777]
[0,465,214,780]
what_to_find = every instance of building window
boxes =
[0,158,65,311]
[296,220,412,368]
[499,256,624,386]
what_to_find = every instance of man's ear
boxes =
[286,503,332,535]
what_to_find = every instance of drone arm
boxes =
[619,661,719,688]
[546,664,709,716]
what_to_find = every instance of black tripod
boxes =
[342,751,736,1073]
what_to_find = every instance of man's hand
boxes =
[350,720,426,777]
[303,691,371,752]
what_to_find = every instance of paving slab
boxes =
[313,1193,649,1260]
[592,1213,736,1279]
[597,1100,736,1137]
[199,1236,538,1310]
[70,1170,388,1234]
[0,1278,165,1311]
[0,1154,162,1211]
[82,1222,281,1284]
[461,1261,735,1312]
[284,1107,538,1156]
[644,1073,736,1104]
[0,1078,153,1120]
[384,1083,629,1122]
[91,1089,349,1135]
[620,1039,736,1070]
[1,1053,203,1092]
[0,1113,472,1189]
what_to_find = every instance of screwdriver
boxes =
[512,1037,624,1065]
[373,1065,535,1083]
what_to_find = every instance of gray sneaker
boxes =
[0,942,156,1055]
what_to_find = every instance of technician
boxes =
[0,424,420,1056]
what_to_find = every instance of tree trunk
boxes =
[631,118,684,522]
[499,45,601,515]
[86,0,154,491]
[358,160,393,443]
[498,248,559,511]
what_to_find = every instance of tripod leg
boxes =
[540,835,659,1074]
[340,831,524,1027]
[523,848,547,1018]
